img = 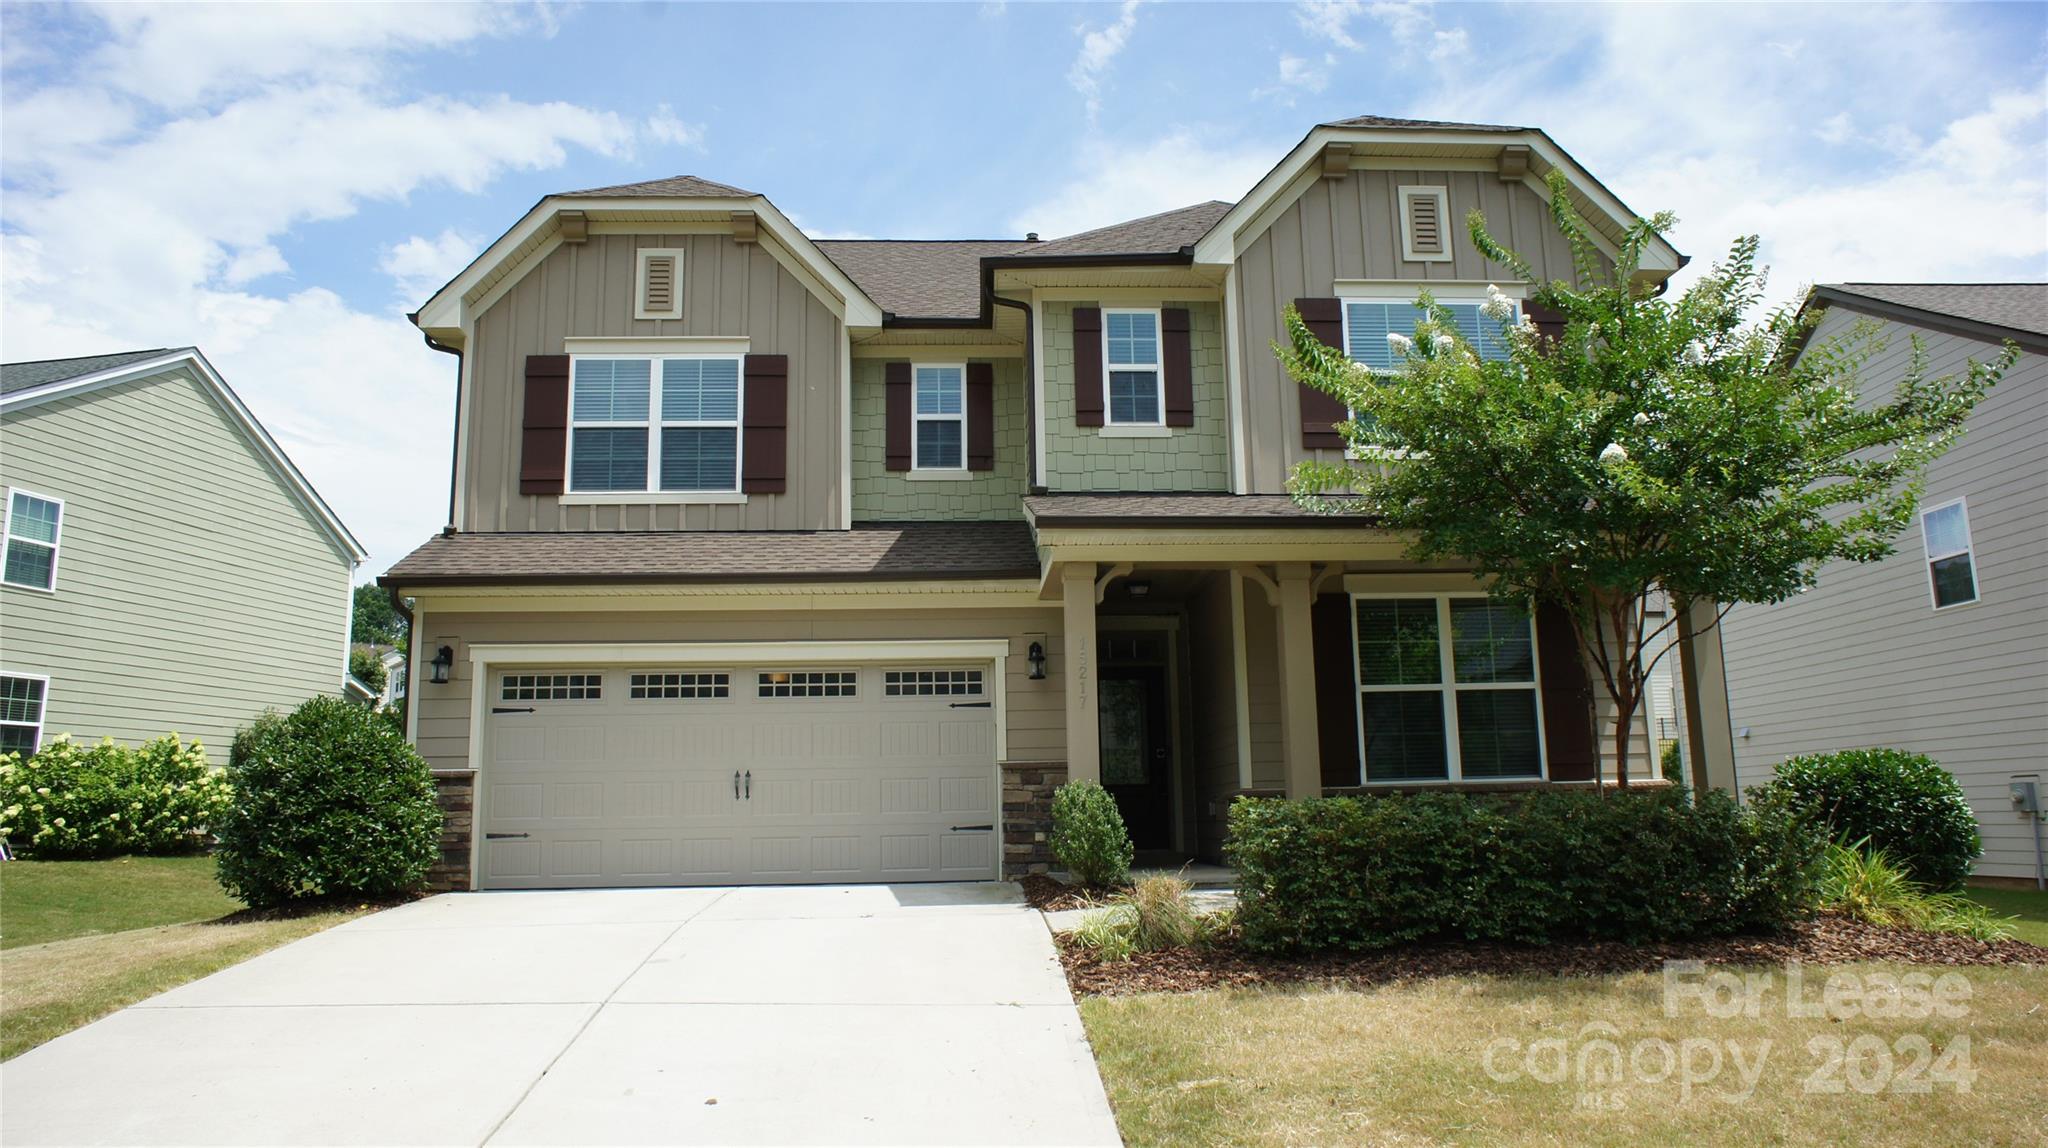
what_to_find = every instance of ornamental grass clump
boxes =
[0,734,230,858]
[1818,840,2013,941]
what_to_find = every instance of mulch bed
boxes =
[208,892,424,926]
[1019,873,1112,912]
[1059,913,2048,997]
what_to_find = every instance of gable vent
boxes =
[1398,186,1452,263]
[635,248,686,320]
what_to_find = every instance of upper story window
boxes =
[567,357,740,494]
[2,489,63,592]
[914,365,966,470]
[1921,498,1978,609]
[1103,308,1163,425]
[1343,299,1516,372]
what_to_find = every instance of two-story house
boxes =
[383,115,1735,892]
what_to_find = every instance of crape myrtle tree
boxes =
[1276,171,2014,787]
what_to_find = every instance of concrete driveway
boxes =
[1,884,1121,1147]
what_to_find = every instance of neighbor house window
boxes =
[1353,595,1544,783]
[2,490,63,592]
[0,674,48,755]
[1102,308,1163,425]
[1921,498,1978,609]
[913,365,966,469]
[566,357,740,493]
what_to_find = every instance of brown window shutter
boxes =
[1523,299,1567,346]
[966,362,995,471]
[1535,601,1598,781]
[741,354,787,494]
[884,361,912,472]
[1072,306,1104,428]
[1292,297,1349,450]
[1162,307,1194,428]
[1313,591,1361,788]
[519,354,570,495]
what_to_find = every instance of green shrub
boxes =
[1660,739,1684,784]
[1756,748,1979,891]
[215,696,441,908]
[0,734,230,858]
[1050,780,1133,888]
[1226,789,1825,954]
[1818,841,2014,941]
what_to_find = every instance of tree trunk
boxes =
[1610,688,1639,788]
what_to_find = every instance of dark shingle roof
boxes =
[1023,201,1234,258]
[559,174,754,199]
[815,240,1033,319]
[380,522,1040,586]
[1024,494,1378,528]
[1,348,179,396]
[1321,113,1526,132]
[1820,283,2048,341]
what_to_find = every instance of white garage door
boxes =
[478,662,999,889]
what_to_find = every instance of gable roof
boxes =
[1322,113,1525,132]
[1,348,367,563]
[1022,201,1234,258]
[558,174,755,198]
[815,240,1033,320]
[1,348,177,395]
[1814,283,2048,344]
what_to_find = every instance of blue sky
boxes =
[3,2,2044,577]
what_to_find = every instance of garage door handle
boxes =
[492,706,535,714]
[949,701,992,709]
[484,832,529,840]
[949,824,994,832]
[734,770,741,799]
[745,770,751,799]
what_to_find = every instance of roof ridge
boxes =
[1042,199,1237,244]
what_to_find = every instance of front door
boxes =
[1098,665,1172,850]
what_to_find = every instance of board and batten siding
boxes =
[409,606,1069,776]
[1232,168,1600,493]
[464,232,846,532]
[1725,306,2047,881]
[0,369,354,755]
[850,358,1028,522]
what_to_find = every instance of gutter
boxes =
[989,293,1037,490]
[419,329,464,531]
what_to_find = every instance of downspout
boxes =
[989,293,1039,492]
[419,329,463,531]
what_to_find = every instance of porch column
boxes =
[1678,598,1738,796]
[1274,562,1322,798]
[1060,563,1101,784]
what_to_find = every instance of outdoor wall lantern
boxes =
[428,645,454,685]
[1027,641,1047,681]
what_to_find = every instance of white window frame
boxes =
[564,354,744,497]
[1100,307,1165,427]
[1,487,64,593]
[1920,496,1980,610]
[634,248,687,321]
[1396,185,1453,263]
[1337,297,1518,451]
[1350,592,1549,786]
[911,363,968,472]
[0,671,51,755]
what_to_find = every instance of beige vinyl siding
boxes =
[1231,168,1599,493]
[1726,307,2047,880]
[850,359,1027,521]
[465,232,845,531]
[410,606,1067,775]
[0,369,353,755]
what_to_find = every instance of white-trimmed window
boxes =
[884,669,983,697]
[758,670,857,698]
[913,365,966,470]
[1352,595,1545,784]
[2,489,63,592]
[1102,308,1163,425]
[1342,299,1517,371]
[0,674,49,755]
[567,356,741,494]
[1921,498,1979,609]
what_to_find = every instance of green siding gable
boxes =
[850,359,1028,521]
[1042,300,1230,491]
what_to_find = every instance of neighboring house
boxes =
[1726,284,2047,885]
[383,115,1736,892]
[0,348,366,758]
[347,644,409,710]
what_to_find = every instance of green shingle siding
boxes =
[850,358,1028,521]
[1043,301,1230,491]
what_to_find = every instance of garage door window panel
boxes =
[502,673,603,701]
[629,671,730,699]
[758,670,858,698]
[883,669,983,697]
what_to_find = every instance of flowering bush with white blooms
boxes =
[1274,168,2016,784]
[0,734,231,858]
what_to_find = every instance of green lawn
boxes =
[1967,887,2048,947]
[0,855,240,949]
[1082,963,2048,1147]
[0,856,362,1060]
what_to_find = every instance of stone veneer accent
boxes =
[427,769,475,892]
[1001,761,1068,878]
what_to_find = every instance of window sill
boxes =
[559,492,749,506]
[1098,424,1172,438]
[905,469,975,483]
[0,579,56,595]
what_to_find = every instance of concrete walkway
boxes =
[1,884,1122,1147]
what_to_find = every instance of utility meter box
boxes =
[2012,779,2041,814]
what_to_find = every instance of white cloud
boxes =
[646,104,705,149]
[1007,129,1272,240]
[1256,53,1335,103]
[1296,1,1467,64]
[1069,0,1143,118]
[1295,0,1365,51]
[380,230,483,301]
